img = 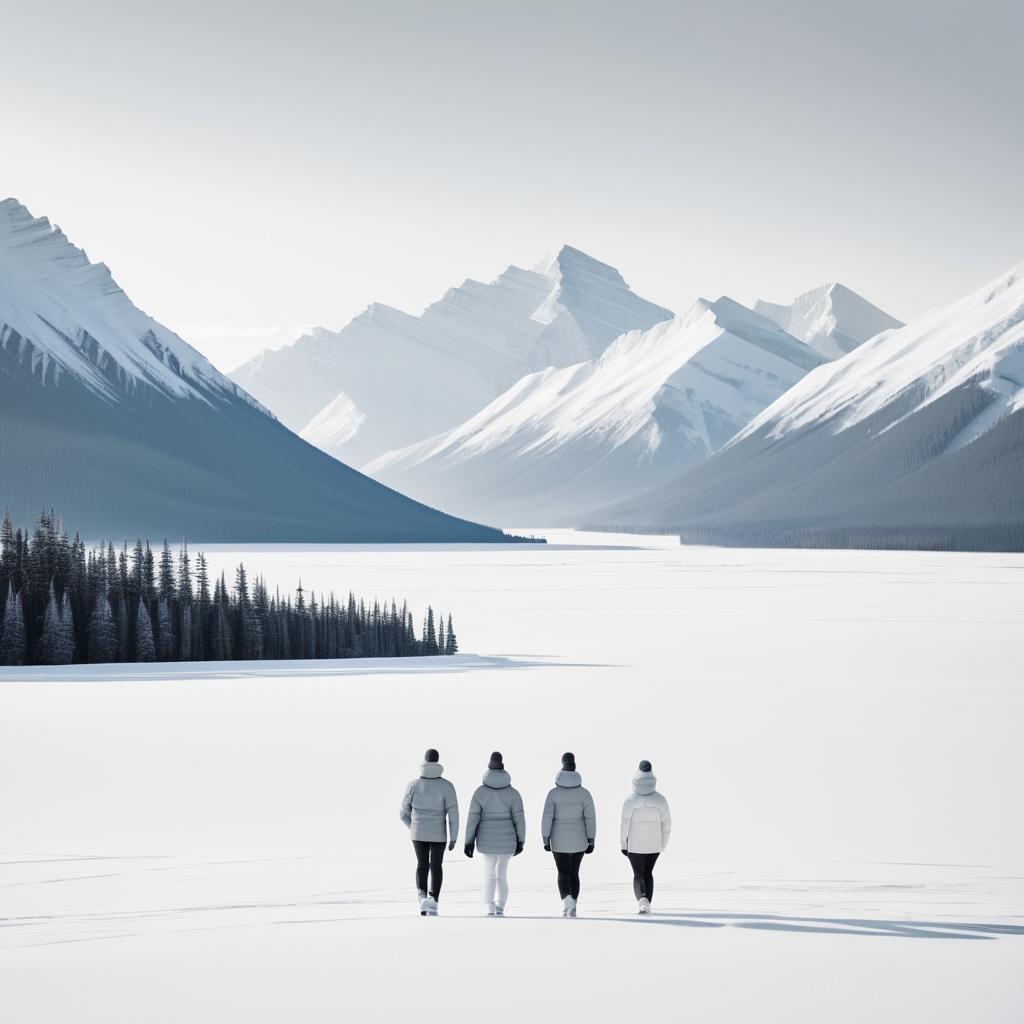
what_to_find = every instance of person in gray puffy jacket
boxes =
[399,748,459,915]
[463,751,526,916]
[541,752,596,917]
[620,759,671,914]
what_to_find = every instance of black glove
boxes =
[543,841,551,852]
[464,842,474,858]
[514,841,524,856]
[621,848,629,857]
[448,840,456,852]
[584,842,595,855]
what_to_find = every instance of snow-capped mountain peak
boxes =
[754,281,903,360]
[0,198,509,543]
[0,197,265,413]
[737,261,1024,447]
[233,244,673,467]
[364,296,826,523]
[591,259,1024,550]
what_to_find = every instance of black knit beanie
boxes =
[639,759,652,772]
[561,751,576,771]
[488,751,504,771]
[424,748,439,763]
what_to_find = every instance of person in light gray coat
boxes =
[541,752,596,917]
[463,751,526,916]
[399,748,459,915]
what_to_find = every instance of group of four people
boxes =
[399,748,672,917]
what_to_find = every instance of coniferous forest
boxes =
[0,510,459,667]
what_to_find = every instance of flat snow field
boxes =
[2,532,1022,1023]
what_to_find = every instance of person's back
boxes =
[403,763,458,842]
[541,752,596,916]
[399,748,459,915]
[464,751,526,915]
[543,770,595,854]
[620,760,671,913]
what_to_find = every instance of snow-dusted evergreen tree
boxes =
[445,614,458,655]
[158,541,176,601]
[157,597,174,661]
[39,583,62,665]
[0,583,26,666]
[179,603,192,662]
[88,591,117,664]
[115,591,129,661]
[422,607,439,655]
[58,591,75,664]
[136,600,156,662]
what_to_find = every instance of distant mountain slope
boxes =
[754,282,903,360]
[0,198,512,543]
[231,246,673,467]
[588,263,1024,550]
[366,298,826,523]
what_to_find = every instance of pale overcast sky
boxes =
[5,0,1023,371]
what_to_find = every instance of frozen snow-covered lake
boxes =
[2,532,1022,1022]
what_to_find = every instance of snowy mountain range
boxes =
[591,263,1024,549]
[230,246,673,467]
[0,198,509,542]
[365,298,827,523]
[5,193,1015,549]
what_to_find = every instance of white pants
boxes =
[481,853,512,908]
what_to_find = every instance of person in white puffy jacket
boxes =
[620,759,671,914]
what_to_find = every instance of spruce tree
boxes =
[157,597,175,661]
[0,583,26,666]
[422,606,438,655]
[58,591,75,664]
[115,592,129,661]
[136,600,156,662]
[158,541,176,601]
[39,583,62,664]
[0,510,14,586]
[445,614,458,655]
[179,603,193,662]
[88,591,117,664]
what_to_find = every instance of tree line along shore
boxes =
[0,510,458,666]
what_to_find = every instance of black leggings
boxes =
[552,850,584,900]
[627,851,660,902]
[413,840,446,899]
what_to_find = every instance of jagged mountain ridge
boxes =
[588,262,1024,549]
[231,245,674,467]
[365,297,827,523]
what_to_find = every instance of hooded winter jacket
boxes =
[400,761,459,843]
[620,768,671,854]
[464,770,526,854]
[541,770,596,854]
